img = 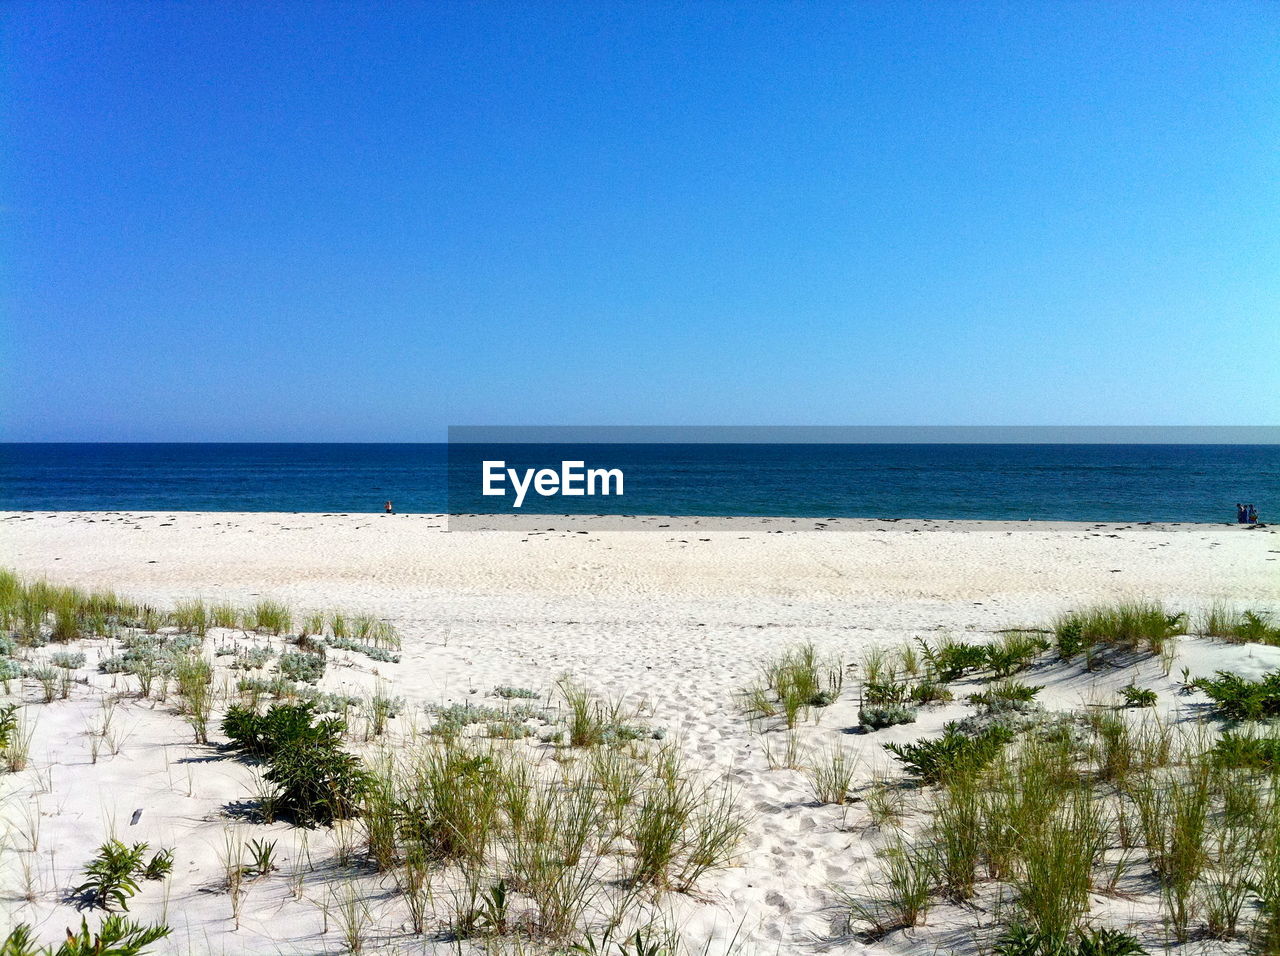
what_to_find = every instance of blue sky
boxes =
[2,1,1277,441]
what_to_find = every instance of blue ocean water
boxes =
[0,443,1275,523]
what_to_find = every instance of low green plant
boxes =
[755,643,843,728]
[400,740,504,863]
[1013,788,1108,948]
[994,926,1147,956]
[172,654,213,743]
[2,915,172,956]
[1212,729,1280,769]
[1200,604,1280,646]
[140,849,172,881]
[885,723,1014,785]
[1192,669,1280,720]
[863,677,951,708]
[627,748,744,891]
[859,704,918,730]
[74,841,148,911]
[806,745,858,804]
[209,602,239,630]
[968,679,1042,713]
[2,705,32,772]
[0,704,18,749]
[559,681,651,746]
[223,701,346,757]
[1118,683,1157,708]
[278,649,325,684]
[29,665,61,703]
[251,599,292,636]
[494,685,539,699]
[570,925,676,956]
[919,636,988,681]
[932,770,983,900]
[245,838,277,877]
[223,702,363,825]
[170,599,208,637]
[1055,601,1185,659]
[456,878,511,937]
[841,834,936,937]
[264,739,366,826]
[984,631,1049,677]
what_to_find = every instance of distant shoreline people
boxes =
[384,500,394,514]
[1237,503,1246,523]
[1247,503,1258,524]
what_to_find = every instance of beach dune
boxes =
[1,512,1277,954]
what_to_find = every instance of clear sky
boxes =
[2,1,1277,441]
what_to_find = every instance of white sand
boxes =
[1,512,1278,954]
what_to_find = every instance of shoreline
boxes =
[2,510,1267,531]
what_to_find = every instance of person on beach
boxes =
[1237,503,1246,523]
[384,500,394,514]
[1247,504,1258,524]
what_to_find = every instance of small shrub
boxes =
[984,631,1049,677]
[1192,670,1280,720]
[278,650,325,684]
[858,705,917,730]
[222,702,344,758]
[223,702,361,826]
[494,685,539,700]
[864,677,951,708]
[141,849,173,881]
[263,740,366,826]
[1212,730,1280,770]
[920,637,988,681]
[74,840,148,911]
[885,723,1014,785]
[968,680,1042,713]
[1057,618,1085,659]
[1119,684,1157,708]
[4,915,172,955]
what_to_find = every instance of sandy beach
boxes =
[1,512,1278,954]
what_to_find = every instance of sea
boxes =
[0,443,1275,523]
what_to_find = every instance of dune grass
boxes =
[843,672,1280,954]
[742,643,843,729]
[1200,603,1280,646]
[1055,600,1186,659]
